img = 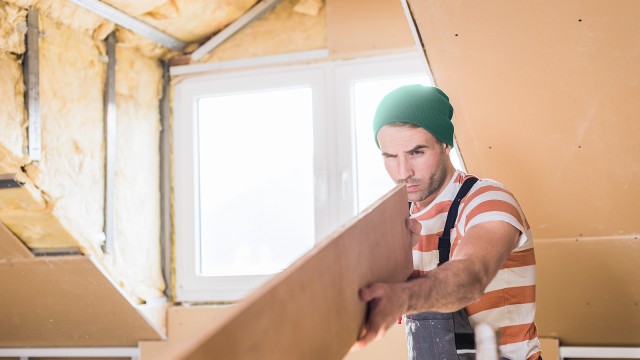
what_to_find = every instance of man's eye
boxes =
[410,151,423,156]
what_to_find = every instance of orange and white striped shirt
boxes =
[409,170,541,360]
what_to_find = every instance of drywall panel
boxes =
[0,220,32,259]
[405,0,640,239]
[0,256,164,347]
[535,237,640,346]
[326,0,416,58]
[174,184,412,359]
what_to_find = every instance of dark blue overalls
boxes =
[404,177,507,360]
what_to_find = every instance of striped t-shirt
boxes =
[409,170,541,360]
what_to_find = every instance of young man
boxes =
[353,85,541,359]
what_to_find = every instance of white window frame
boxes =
[172,50,453,302]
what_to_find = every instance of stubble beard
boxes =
[407,150,449,203]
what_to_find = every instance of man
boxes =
[353,85,541,359]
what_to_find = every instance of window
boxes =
[197,88,315,277]
[173,51,465,302]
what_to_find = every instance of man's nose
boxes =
[397,157,413,181]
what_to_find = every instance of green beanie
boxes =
[373,85,454,148]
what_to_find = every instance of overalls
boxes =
[404,177,506,360]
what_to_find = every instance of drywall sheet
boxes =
[0,220,32,260]
[535,237,640,346]
[326,0,415,57]
[174,184,413,359]
[0,256,164,347]
[404,0,640,239]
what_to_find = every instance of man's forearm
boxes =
[402,258,487,314]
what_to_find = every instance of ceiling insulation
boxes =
[2,0,325,60]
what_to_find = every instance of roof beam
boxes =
[67,0,187,51]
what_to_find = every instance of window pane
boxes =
[352,76,432,212]
[197,87,315,276]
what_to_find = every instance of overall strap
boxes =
[438,177,479,266]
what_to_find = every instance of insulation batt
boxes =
[0,1,26,54]
[198,0,326,63]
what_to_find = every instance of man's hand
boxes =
[351,282,409,351]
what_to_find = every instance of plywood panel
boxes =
[327,0,416,57]
[405,0,640,239]
[0,220,32,259]
[535,237,640,346]
[0,256,164,347]
[174,184,412,359]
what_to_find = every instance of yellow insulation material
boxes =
[100,44,166,302]
[21,15,106,254]
[198,0,326,63]
[0,51,27,173]
[0,1,26,54]
[0,10,165,302]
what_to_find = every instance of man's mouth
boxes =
[406,184,419,192]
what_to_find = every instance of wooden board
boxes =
[0,220,33,260]
[0,256,164,347]
[174,184,413,359]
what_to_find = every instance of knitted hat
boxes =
[373,85,454,148]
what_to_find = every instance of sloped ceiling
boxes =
[3,0,323,59]
[405,0,640,346]
[406,0,640,240]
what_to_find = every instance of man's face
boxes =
[377,125,451,206]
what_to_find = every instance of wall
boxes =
[406,0,640,349]
[0,0,165,304]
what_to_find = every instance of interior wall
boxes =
[405,0,640,347]
[0,0,165,304]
